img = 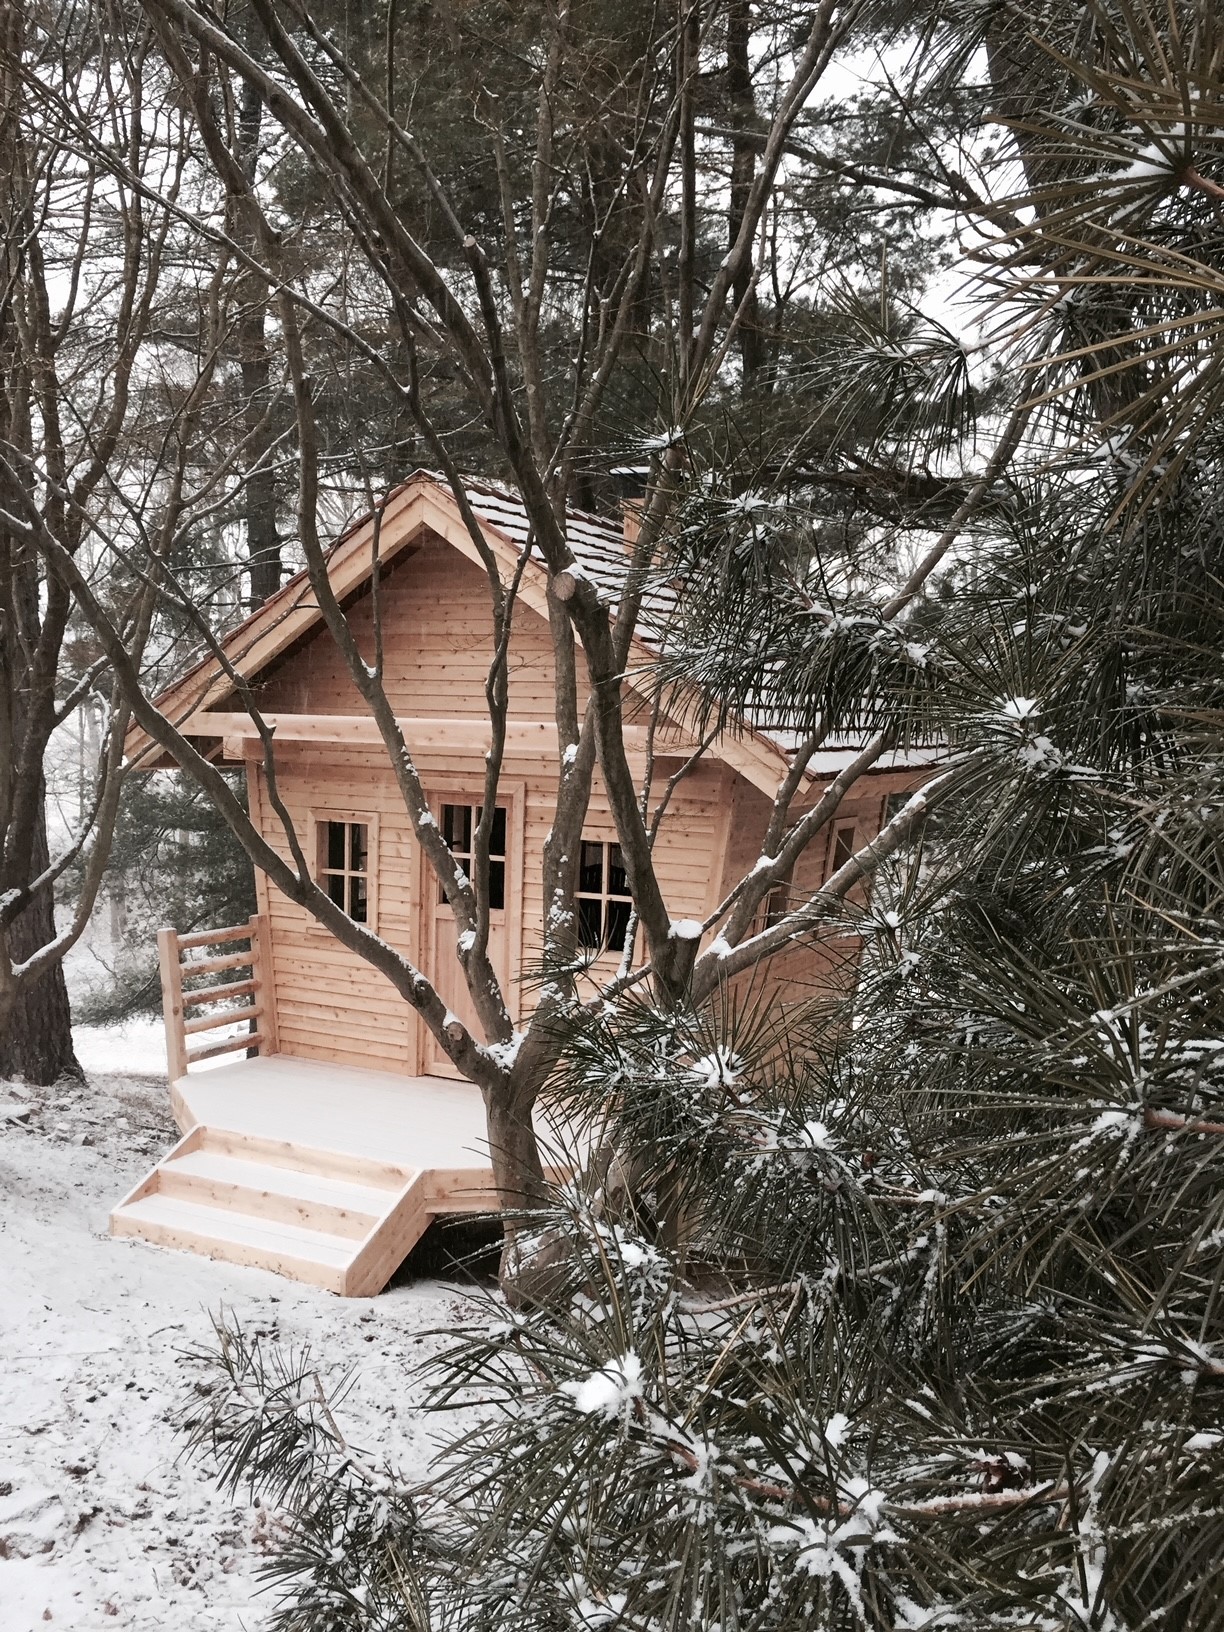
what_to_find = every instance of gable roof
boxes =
[124,471,932,796]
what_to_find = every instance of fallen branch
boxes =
[678,1281,803,1314]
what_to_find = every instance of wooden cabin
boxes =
[110,473,931,1294]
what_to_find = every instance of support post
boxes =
[249,912,278,1056]
[157,927,188,1082]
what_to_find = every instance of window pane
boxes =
[442,804,472,852]
[578,840,604,894]
[832,826,855,872]
[489,805,507,858]
[349,822,368,873]
[766,883,789,928]
[606,898,632,953]
[325,872,346,909]
[487,859,505,912]
[326,821,346,870]
[606,843,629,898]
[578,897,603,948]
[349,876,368,923]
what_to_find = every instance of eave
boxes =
[123,472,923,800]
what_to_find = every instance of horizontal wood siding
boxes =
[252,743,734,1062]
[253,534,564,721]
[254,756,416,1072]
[715,776,773,908]
[713,786,890,1004]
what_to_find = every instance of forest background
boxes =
[3,1,1224,1628]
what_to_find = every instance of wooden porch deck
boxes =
[111,1055,551,1296]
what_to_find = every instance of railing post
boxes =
[157,927,188,1082]
[249,912,279,1056]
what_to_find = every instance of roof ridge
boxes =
[403,467,628,542]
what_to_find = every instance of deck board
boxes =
[111,1053,572,1295]
[174,1054,503,1170]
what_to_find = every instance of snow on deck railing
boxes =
[157,915,277,1080]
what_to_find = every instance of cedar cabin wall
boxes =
[251,751,416,1073]
[241,528,911,1067]
[768,792,887,1012]
[711,774,922,1014]
[254,532,566,719]
[250,747,725,1068]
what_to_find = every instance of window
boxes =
[828,820,857,876]
[317,818,371,922]
[752,869,794,935]
[577,839,633,952]
[441,804,507,910]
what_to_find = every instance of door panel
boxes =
[426,801,510,1075]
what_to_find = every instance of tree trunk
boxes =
[727,0,766,385]
[0,795,82,1084]
[242,320,282,609]
[485,1082,549,1214]
[485,1079,560,1293]
[235,69,282,610]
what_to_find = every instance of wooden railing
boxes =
[157,914,278,1080]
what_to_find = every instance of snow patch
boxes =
[0,1046,480,1627]
[1000,696,1040,721]
[1017,734,1065,775]
[688,1047,743,1089]
[561,1352,644,1419]
[1117,140,1174,182]
[642,426,685,452]
[486,1031,526,1069]
[800,1120,835,1150]
[822,1411,851,1448]
[1090,1109,1135,1137]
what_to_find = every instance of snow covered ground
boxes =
[0,1028,491,1630]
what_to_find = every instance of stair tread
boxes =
[169,1149,395,1216]
[117,1192,358,1267]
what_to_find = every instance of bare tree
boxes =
[20,0,1012,1237]
[0,3,275,1080]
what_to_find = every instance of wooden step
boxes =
[110,1124,438,1295]
[195,1126,411,1190]
[343,1175,432,1297]
[159,1148,392,1238]
[113,1191,357,1293]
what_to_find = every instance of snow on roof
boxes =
[437,477,929,765]
[423,472,678,644]
[322,472,939,770]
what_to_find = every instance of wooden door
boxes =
[425,800,511,1075]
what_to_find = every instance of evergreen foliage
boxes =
[180,444,1224,1626]
[74,772,257,1023]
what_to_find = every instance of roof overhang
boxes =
[123,473,938,799]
